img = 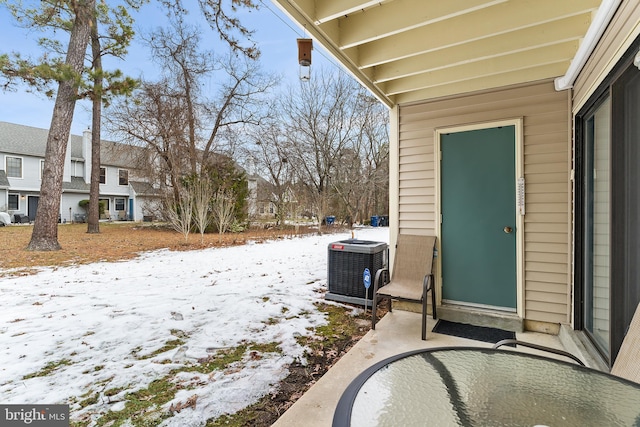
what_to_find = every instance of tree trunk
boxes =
[87,14,102,234]
[27,0,96,251]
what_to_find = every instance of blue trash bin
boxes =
[326,216,336,225]
[370,216,379,227]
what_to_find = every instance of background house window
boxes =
[71,160,80,177]
[115,198,125,211]
[99,167,106,184]
[6,156,22,178]
[119,169,128,186]
[8,194,19,210]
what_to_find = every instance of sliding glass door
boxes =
[576,39,640,365]
[610,61,640,361]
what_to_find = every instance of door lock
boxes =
[504,226,513,234]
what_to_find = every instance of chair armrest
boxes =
[373,267,389,293]
[493,339,585,366]
[422,274,429,291]
[422,273,434,290]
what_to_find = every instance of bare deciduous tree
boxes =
[245,118,295,227]
[331,93,389,225]
[243,68,390,229]
[191,175,215,243]
[360,96,390,220]
[161,0,260,59]
[210,188,236,242]
[280,68,363,232]
[107,19,276,217]
[107,80,189,202]
[331,147,364,226]
[165,182,194,243]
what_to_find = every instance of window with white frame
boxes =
[99,167,106,184]
[6,156,22,178]
[8,194,19,210]
[118,169,128,186]
[115,198,125,211]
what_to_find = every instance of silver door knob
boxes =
[504,226,513,234]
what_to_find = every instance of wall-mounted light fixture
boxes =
[20,194,26,200]
[297,38,313,81]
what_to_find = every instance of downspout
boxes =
[554,0,622,91]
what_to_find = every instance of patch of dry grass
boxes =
[0,222,323,275]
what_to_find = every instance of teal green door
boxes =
[441,126,517,309]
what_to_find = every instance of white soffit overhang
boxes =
[271,0,614,107]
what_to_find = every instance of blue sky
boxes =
[0,0,336,137]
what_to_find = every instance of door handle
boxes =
[504,226,513,234]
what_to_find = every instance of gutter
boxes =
[554,0,622,91]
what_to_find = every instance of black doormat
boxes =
[432,319,515,344]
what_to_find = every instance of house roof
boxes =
[0,170,9,188]
[0,121,54,157]
[0,121,146,168]
[271,0,609,106]
[130,180,159,196]
[62,176,90,192]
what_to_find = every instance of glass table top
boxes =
[334,347,640,427]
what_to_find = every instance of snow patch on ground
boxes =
[0,227,389,425]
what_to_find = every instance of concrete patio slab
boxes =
[273,310,568,427]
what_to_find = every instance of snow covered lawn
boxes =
[0,227,388,426]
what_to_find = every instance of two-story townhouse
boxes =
[247,174,303,223]
[0,121,159,223]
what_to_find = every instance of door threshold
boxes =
[441,299,517,313]
[437,303,523,333]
